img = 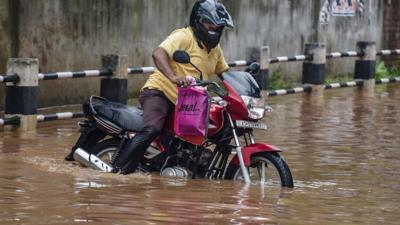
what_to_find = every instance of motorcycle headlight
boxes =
[241,96,266,120]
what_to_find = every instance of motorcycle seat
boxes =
[85,96,143,132]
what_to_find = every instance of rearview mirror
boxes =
[172,50,203,80]
[245,62,260,75]
[173,51,191,64]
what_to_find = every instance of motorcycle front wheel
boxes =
[225,152,293,188]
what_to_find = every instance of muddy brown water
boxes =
[1,84,400,225]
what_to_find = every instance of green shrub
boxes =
[325,73,351,84]
[265,62,399,90]
[268,67,298,90]
[375,61,399,80]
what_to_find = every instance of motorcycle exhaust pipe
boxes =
[73,148,114,173]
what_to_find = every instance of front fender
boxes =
[230,143,281,166]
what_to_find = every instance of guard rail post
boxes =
[100,54,128,104]
[259,46,269,90]
[302,43,326,96]
[5,58,38,132]
[354,42,376,93]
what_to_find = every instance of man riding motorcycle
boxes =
[112,0,235,174]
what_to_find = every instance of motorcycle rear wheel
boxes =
[90,139,120,164]
[90,139,159,173]
[225,152,293,188]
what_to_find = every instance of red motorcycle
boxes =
[66,51,293,187]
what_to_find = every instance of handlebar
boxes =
[179,79,226,98]
[197,80,226,98]
[196,80,214,87]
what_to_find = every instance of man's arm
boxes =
[152,47,188,86]
[215,47,230,78]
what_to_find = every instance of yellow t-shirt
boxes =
[142,27,229,103]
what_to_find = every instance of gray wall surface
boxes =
[0,0,385,109]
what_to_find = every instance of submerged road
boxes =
[1,83,400,224]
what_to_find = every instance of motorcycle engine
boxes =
[177,146,213,176]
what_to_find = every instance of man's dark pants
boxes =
[113,89,174,173]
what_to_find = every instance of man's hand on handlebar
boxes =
[172,76,188,87]
[173,76,196,87]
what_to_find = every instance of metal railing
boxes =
[1,44,399,129]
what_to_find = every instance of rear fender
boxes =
[230,143,281,166]
[65,125,106,161]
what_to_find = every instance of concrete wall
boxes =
[0,0,387,109]
[383,0,400,66]
[0,1,12,109]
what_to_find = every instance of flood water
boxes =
[1,84,400,224]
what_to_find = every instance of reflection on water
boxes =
[1,84,400,224]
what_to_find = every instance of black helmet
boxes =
[190,0,234,51]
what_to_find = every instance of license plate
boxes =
[235,120,268,130]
